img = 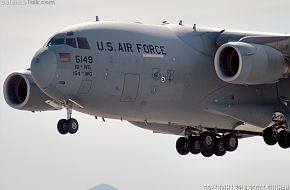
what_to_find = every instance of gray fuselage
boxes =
[31,22,290,134]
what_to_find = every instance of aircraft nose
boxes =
[31,48,57,89]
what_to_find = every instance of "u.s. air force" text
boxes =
[96,41,167,55]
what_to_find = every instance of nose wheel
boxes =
[57,118,79,135]
[57,104,79,135]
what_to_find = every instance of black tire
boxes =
[277,130,290,149]
[188,136,201,154]
[214,138,226,157]
[67,118,79,134]
[176,137,189,155]
[224,133,238,152]
[200,132,216,150]
[201,148,214,157]
[57,119,68,135]
[263,127,277,146]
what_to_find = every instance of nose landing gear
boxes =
[57,104,79,135]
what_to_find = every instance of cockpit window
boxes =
[67,31,74,36]
[66,38,77,48]
[47,38,64,47]
[77,37,90,49]
[46,34,90,50]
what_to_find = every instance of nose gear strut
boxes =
[57,100,79,135]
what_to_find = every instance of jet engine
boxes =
[3,70,55,111]
[214,42,289,85]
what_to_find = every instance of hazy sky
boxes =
[1,0,290,190]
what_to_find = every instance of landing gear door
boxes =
[120,74,140,102]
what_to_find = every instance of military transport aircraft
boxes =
[3,19,290,157]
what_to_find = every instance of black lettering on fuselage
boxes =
[83,65,91,70]
[148,45,155,54]
[155,46,161,54]
[143,44,149,53]
[96,41,166,55]
[118,43,133,52]
[97,41,104,51]
[136,44,142,52]
[160,46,166,55]
[106,42,113,51]
[126,43,133,52]
[118,43,124,52]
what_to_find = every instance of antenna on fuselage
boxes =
[161,21,169,25]
[95,16,99,22]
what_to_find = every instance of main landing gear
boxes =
[57,104,79,135]
[176,130,238,157]
[262,113,290,149]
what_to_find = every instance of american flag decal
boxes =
[59,53,71,62]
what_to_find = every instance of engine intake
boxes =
[214,42,289,85]
[3,70,55,111]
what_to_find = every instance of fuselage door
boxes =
[120,73,140,102]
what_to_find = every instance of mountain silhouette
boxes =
[88,184,118,190]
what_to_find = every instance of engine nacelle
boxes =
[214,42,289,85]
[3,70,55,111]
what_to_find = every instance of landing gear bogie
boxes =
[262,127,290,149]
[175,132,238,157]
[263,112,290,149]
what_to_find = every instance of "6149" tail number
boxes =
[75,55,93,63]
